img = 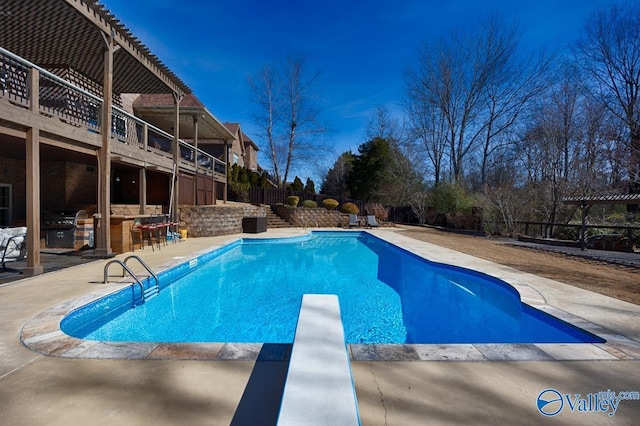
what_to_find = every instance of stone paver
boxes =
[1,228,639,425]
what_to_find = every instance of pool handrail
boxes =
[103,259,146,306]
[124,255,160,290]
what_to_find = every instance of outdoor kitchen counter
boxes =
[109,215,170,254]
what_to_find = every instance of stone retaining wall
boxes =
[273,205,345,228]
[111,204,167,215]
[179,204,266,237]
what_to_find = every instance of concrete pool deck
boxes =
[1,228,639,424]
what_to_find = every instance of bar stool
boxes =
[130,225,144,252]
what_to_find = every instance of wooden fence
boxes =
[244,188,366,212]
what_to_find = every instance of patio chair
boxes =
[1,227,27,272]
[366,215,380,228]
[348,214,359,228]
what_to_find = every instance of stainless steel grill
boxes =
[43,209,87,248]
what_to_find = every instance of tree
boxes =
[321,151,354,198]
[289,176,304,191]
[248,52,327,187]
[576,1,640,190]
[365,104,405,144]
[515,64,594,235]
[364,105,425,205]
[404,95,447,184]
[476,47,552,187]
[404,16,529,183]
[304,178,316,194]
[348,138,393,202]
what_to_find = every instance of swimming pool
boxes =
[61,231,604,345]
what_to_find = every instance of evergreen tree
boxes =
[321,151,355,198]
[290,176,304,191]
[348,138,393,202]
[304,178,316,193]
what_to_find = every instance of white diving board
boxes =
[277,294,361,426]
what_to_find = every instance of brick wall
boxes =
[41,161,66,211]
[65,162,97,207]
[179,204,266,237]
[0,157,26,223]
[1,157,96,224]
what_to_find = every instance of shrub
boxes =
[365,202,389,221]
[322,198,339,210]
[229,181,250,202]
[430,182,476,214]
[286,196,299,207]
[302,199,318,208]
[341,202,359,214]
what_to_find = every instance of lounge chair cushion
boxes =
[366,215,379,227]
[0,227,27,261]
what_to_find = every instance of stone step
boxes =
[266,210,292,228]
[236,209,290,229]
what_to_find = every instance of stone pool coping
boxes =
[20,230,640,362]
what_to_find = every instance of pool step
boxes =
[143,285,159,301]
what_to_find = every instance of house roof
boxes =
[0,0,190,95]
[224,123,241,135]
[133,94,235,140]
[222,123,259,150]
[241,131,259,150]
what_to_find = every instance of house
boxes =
[132,93,236,204]
[0,0,235,274]
[197,122,260,172]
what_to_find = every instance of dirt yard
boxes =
[396,225,640,306]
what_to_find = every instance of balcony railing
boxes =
[1,46,225,178]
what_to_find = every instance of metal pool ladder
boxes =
[103,255,160,305]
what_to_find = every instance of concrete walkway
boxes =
[1,229,639,425]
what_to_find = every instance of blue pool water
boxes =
[61,232,604,344]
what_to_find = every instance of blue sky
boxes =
[106,0,615,180]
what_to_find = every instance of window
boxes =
[233,153,239,165]
[0,184,11,227]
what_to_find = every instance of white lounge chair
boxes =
[366,215,380,228]
[1,227,27,272]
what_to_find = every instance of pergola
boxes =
[0,0,233,272]
[563,194,640,250]
[0,0,190,95]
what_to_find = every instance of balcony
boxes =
[0,46,226,180]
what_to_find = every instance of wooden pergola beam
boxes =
[66,0,189,96]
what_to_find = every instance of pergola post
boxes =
[224,140,230,203]
[139,123,148,215]
[193,115,199,205]
[94,31,116,258]
[138,168,147,215]
[580,202,589,251]
[172,92,182,221]
[24,68,43,276]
